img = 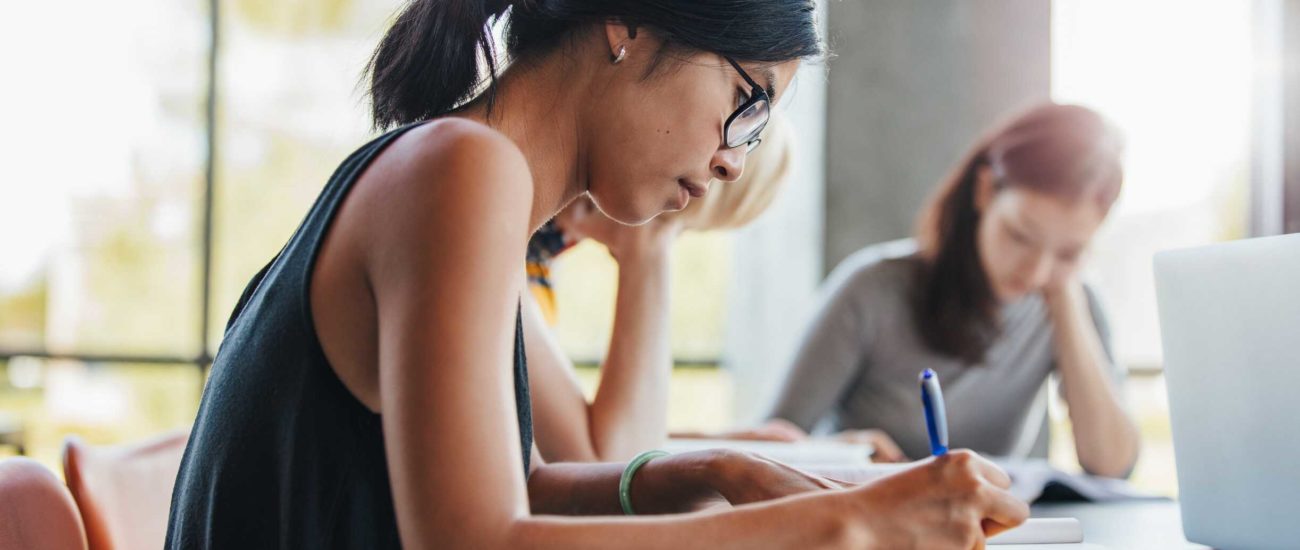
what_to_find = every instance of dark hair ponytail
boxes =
[912,150,999,365]
[367,0,823,130]
[368,1,508,130]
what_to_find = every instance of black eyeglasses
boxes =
[724,57,771,153]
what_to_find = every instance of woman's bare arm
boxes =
[1045,281,1140,478]
[366,121,539,547]
[516,451,1029,550]
[528,215,677,462]
[525,295,608,460]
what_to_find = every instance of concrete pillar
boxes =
[823,1,1052,272]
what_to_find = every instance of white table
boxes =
[1030,501,1211,549]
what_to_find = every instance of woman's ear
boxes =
[973,164,998,214]
[603,21,637,61]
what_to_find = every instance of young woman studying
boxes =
[766,104,1140,478]
[165,1,1027,548]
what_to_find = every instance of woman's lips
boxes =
[669,180,707,211]
[679,179,707,198]
[670,185,689,210]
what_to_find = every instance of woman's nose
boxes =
[711,146,747,182]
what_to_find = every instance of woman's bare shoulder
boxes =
[381,118,531,202]
[347,118,534,282]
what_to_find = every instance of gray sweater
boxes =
[767,240,1121,460]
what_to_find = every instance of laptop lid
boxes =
[1153,233,1300,549]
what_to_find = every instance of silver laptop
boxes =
[1154,233,1300,550]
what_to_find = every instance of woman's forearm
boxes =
[511,490,860,550]
[527,451,723,516]
[587,245,675,461]
[1046,283,1140,478]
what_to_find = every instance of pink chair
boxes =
[62,431,188,550]
[0,457,89,550]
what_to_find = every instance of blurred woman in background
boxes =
[766,103,1140,478]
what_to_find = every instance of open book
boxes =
[666,443,1154,504]
[986,459,1160,546]
[995,458,1161,504]
[660,443,1147,546]
[662,438,873,465]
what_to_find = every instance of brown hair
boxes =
[912,103,1124,364]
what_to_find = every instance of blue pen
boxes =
[919,368,949,456]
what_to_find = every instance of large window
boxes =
[551,234,734,364]
[1053,0,1252,370]
[1,0,209,358]
[0,0,404,466]
[1,0,214,466]
[1049,0,1253,496]
[0,0,741,464]
[210,0,402,349]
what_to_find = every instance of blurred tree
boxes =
[231,0,358,36]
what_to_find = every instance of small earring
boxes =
[612,45,627,65]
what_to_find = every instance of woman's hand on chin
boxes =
[1042,274,1085,306]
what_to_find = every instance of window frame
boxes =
[1254,0,1300,237]
[0,0,221,389]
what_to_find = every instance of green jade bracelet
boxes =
[618,450,670,515]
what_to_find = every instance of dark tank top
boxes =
[165,122,533,549]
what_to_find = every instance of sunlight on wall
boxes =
[1049,0,1253,496]
[1052,0,1252,368]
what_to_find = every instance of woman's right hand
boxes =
[842,450,1029,549]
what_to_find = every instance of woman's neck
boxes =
[455,54,593,233]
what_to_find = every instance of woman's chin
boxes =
[625,211,662,227]
[622,203,673,226]
[586,196,643,226]
[600,204,658,227]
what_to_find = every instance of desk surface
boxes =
[1030,501,1210,550]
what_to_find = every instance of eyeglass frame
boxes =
[723,57,771,153]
